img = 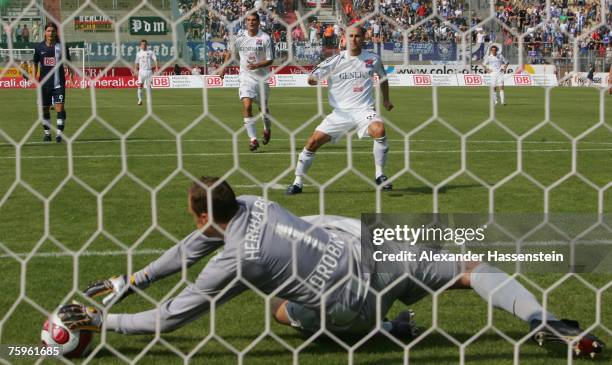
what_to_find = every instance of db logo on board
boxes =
[514,75,532,85]
[206,76,223,87]
[464,74,482,86]
[414,75,431,86]
[152,77,170,87]
[267,76,276,87]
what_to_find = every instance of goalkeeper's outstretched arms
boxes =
[64,249,245,335]
[85,230,224,305]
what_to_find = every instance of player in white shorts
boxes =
[219,13,274,152]
[134,39,158,106]
[482,45,508,105]
[286,26,394,195]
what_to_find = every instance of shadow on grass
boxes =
[384,183,483,196]
[90,330,610,363]
[268,183,484,197]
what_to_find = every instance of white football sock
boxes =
[42,119,51,134]
[500,90,505,104]
[56,119,64,135]
[470,264,557,323]
[244,117,257,140]
[373,136,388,179]
[293,148,315,186]
[137,88,143,101]
[492,91,498,104]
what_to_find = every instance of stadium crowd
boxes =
[495,0,610,62]
[1,21,39,44]
[339,0,610,63]
[174,0,610,66]
[178,0,288,42]
[341,0,470,44]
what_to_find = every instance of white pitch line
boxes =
[0,248,166,259]
[2,138,612,147]
[1,148,611,160]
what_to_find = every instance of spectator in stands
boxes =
[22,24,30,43]
[292,25,303,41]
[276,0,285,15]
[371,19,381,43]
[323,24,334,47]
[174,64,181,75]
[273,28,282,43]
[416,3,428,18]
[586,63,595,86]
[16,24,22,43]
[475,28,486,60]
[191,15,203,40]
[334,23,341,44]
[309,22,318,44]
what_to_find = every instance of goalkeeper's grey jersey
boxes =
[107,196,369,334]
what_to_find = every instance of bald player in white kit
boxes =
[134,39,158,106]
[219,13,274,152]
[58,176,604,359]
[286,26,394,195]
[482,45,509,105]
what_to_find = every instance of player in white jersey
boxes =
[134,39,158,105]
[482,45,509,105]
[286,26,394,195]
[219,13,274,152]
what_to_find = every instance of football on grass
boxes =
[41,309,93,358]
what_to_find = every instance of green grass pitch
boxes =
[0,86,611,364]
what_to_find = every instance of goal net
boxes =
[0,0,610,364]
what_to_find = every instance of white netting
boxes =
[0,0,610,364]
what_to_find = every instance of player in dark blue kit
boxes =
[33,23,71,143]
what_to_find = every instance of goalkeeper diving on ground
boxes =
[57,177,605,359]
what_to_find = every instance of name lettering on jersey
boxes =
[238,46,264,52]
[275,223,326,251]
[308,234,345,290]
[338,71,373,80]
[43,57,56,66]
[243,197,271,260]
